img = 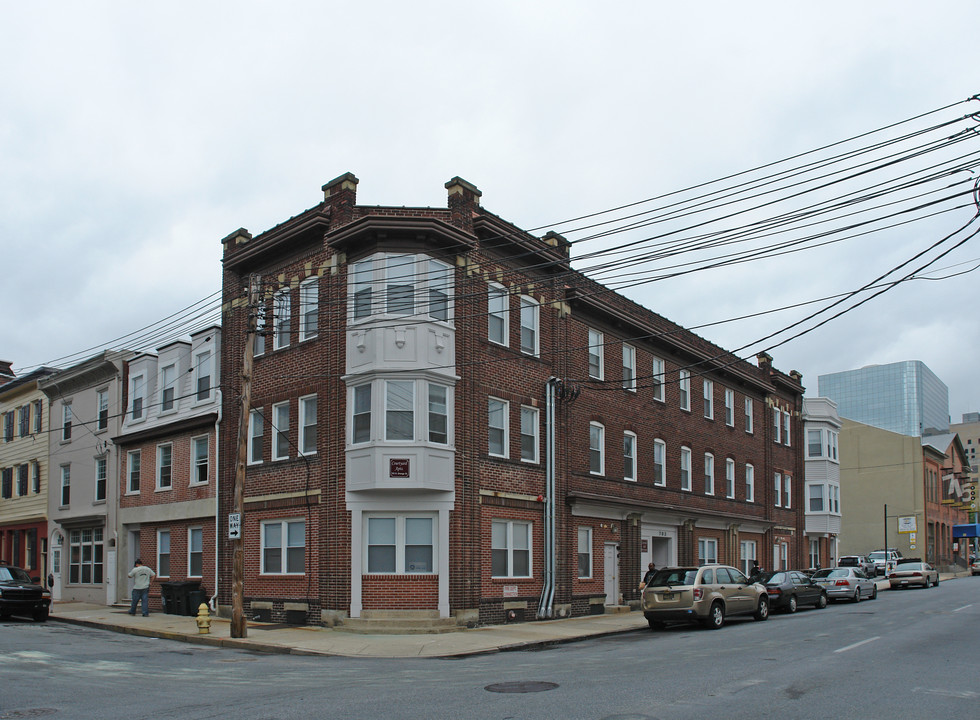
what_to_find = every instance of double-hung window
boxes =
[782,411,791,446]
[784,474,792,508]
[678,370,690,411]
[32,400,42,434]
[427,260,452,321]
[62,402,72,441]
[386,255,416,315]
[157,530,171,577]
[61,465,71,505]
[680,446,691,491]
[807,429,822,458]
[385,381,414,441]
[188,528,203,577]
[726,458,736,498]
[96,389,109,431]
[428,385,449,444]
[808,483,825,512]
[773,407,781,444]
[16,464,28,497]
[589,422,604,475]
[587,329,603,379]
[624,431,636,481]
[272,402,290,460]
[253,303,266,355]
[352,385,372,444]
[161,364,177,411]
[492,520,531,578]
[157,444,173,489]
[724,388,734,427]
[519,296,539,356]
[273,288,291,350]
[262,519,305,574]
[127,451,140,493]
[191,436,209,484]
[740,540,757,576]
[248,410,263,464]
[698,538,718,565]
[745,398,754,433]
[487,283,509,345]
[622,344,636,391]
[299,277,319,341]
[17,405,29,437]
[351,259,374,319]
[129,375,145,421]
[350,253,454,322]
[745,463,755,502]
[651,357,665,402]
[194,350,212,401]
[366,515,433,573]
[704,453,714,495]
[774,472,782,507]
[577,527,592,579]
[94,456,107,501]
[520,406,538,462]
[488,398,508,457]
[653,439,666,486]
[299,395,317,455]
[703,379,714,419]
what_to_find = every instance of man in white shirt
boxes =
[127,559,156,617]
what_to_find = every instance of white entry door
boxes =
[604,543,619,605]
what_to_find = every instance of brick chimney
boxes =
[322,172,359,227]
[220,228,253,257]
[756,352,773,372]
[0,360,14,386]
[445,176,481,233]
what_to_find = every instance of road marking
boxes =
[913,687,980,699]
[833,636,880,654]
[952,604,972,613]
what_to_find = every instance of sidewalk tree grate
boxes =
[485,681,558,694]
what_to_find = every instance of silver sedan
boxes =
[888,561,940,589]
[811,567,878,602]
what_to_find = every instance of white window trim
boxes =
[783,410,791,447]
[248,409,263,465]
[519,295,539,357]
[96,389,109,432]
[622,344,636,392]
[487,282,509,346]
[587,329,604,380]
[61,402,72,441]
[491,519,532,579]
[488,397,509,458]
[724,388,735,427]
[273,287,291,350]
[160,363,178,414]
[157,529,171,578]
[155,443,173,491]
[784,474,792,509]
[652,357,665,402]
[187,526,204,578]
[774,471,782,507]
[698,538,718,566]
[577,526,593,579]
[726,458,736,499]
[364,513,436,574]
[190,434,209,486]
[298,394,317,456]
[624,431,637,482]
[385,380,416,442]
[680,446,692,491]
[745,463,755,503]
[704,452,714,495]
[351,384,372,445]
[127,450,140,494]
[745,397,754,434]
[773,407,781,444]
[130,374,145,422]
[520,405,539,463]
[653,438,667,487]
[193,350,212,404]
[299,277,319,342]
[679,370,690,411]
[260,518,306,575]
[589,422,605,476]
[272,401,290,461]
[703,379,714,419]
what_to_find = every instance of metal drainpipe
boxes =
[209,389,222,612]
[538,378,557,618]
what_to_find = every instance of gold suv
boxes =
[641,564,769,630]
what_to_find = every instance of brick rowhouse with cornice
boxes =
[217,174,806,627]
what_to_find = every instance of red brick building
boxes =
[218,174,805,626]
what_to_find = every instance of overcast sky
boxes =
[2,2,978,421]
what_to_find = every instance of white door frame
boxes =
[604,542,620,605]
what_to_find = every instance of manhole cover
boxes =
[485,681,559,694]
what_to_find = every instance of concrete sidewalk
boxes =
[48,571,970,659]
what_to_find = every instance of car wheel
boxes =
[788,595,798,613]
[816,592,828,609]
[753,597,769,621]
[853,587,862,603]
[647,618,665,630]
[933,577,940,587]
[870,585,877,600]
[704,602,725,629]
[32,608,49,623]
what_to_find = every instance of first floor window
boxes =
[94,456,107,501]
[577,527,592,578]
[809,538,820,570]
[366,515,433,573]
[188,527,203,577]
[262,519,305,574]
[739,540,757,576]
[158,530,171,577]
[624,432,636,481]
[698,538,718,565]
[680,447,691,491]
[68,528,104,584]
[746,463,755,502]
[653,439,666,486]
[192,436,209,484]
[127,451,140,493]
[157,444,172,489]
[589,423,604,475]
[492,520,531,578]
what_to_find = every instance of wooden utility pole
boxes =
[231,274,259,638]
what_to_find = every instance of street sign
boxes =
[228,512,241,540]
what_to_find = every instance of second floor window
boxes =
[589,422,604,475]
[680,446,691,491]
[624,432,636,481]
[192,436,209,484]
[653,439,666,486]
[587,329,603,379]
[248,410,263,464]
[299,395,317,455]
[127,450,140,493]
[61,465,71,505]
[488,398,508,457]
[520,406,538,463]
[746,463,755,502]
[273,402,290,460]
[385,381,414,441]
[157,444,173,489]
[704,453,714,495]
[95,456,107,501]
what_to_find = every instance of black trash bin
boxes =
[159,582,177,615]
[160,581,201,616]
[186,589,208,617]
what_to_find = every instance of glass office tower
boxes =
[817,360,949,437]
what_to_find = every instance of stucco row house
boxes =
[216,173,807,627]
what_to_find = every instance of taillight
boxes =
[835,579,850,586]
[693,588,703,601]
[910,572,922,577]
[888,574,896,579]
[767,587,781,595]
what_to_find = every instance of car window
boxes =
[716,568,733,583]
[765,572,786,584]
[0,566,32,583]
[730,568,749,584]
[839,557,857,566]
[700,568,714,584]
[650,569,698,586]
[813,568,847,579]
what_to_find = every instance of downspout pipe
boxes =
[537,377,558,618]
[209,389,222,612]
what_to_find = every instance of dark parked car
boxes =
[760,570,828,612]
[0,564,51,622]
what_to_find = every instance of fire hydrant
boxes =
[196,603,212,634]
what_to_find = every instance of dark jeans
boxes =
[130,587,149,616]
